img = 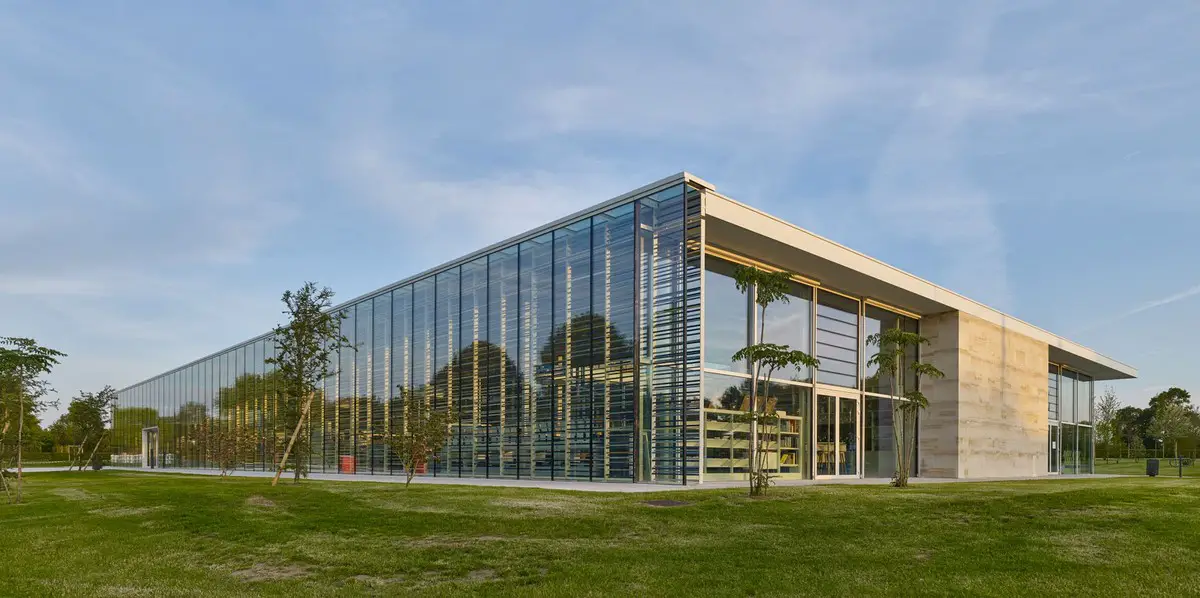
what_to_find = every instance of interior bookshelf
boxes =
[703,407,806,479]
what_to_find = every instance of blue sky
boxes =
[2,2,1197,424]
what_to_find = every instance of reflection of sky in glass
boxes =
[816,293,859,388]
[703,267,746,372]
[762,285,812,382]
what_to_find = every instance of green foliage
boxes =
[60,386,118,470]
[1095,387,1122,460]
[730,266,818,496]
[1148,387,1191,412]
[1150,403,1198,460]
[733,266,793,310]
[384,393,452,487]
[0,337,66,503]
[866,326,944,488]
[191,418,260,477]
[266,282,352,483]
[731,344,820,377]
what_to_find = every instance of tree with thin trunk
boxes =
[63,386,118,471]
[1150,402,1197,465]
[192,418,260,477]
[265,283,352,486]
[866,327,944,488]
[1095,386,1121,462]
[0,337,66,504]
[731,266,819,497]
[383,387,452,487]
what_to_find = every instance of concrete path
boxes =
[55,466,1125,493]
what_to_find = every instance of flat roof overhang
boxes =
[699,181,1136,381]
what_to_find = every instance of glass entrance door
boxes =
[816,392,859,477]
[1048,424,1059,473]
[142,427,158,469]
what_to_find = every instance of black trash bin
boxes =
[1147,458,1160,477]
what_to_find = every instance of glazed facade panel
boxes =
[114,182,701,483]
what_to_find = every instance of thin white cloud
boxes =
[1127,283,1200,317]
[1075,282,1200,335]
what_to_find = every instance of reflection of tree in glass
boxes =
[428,341,524,401]
[716,380,752,410]
[208,370,322,471]
[539,314,634,369]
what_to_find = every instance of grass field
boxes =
[2,472,1199,597]
[1094,458,1199,477]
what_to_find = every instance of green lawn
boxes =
[3,472,1199,597]
[1094,458,1199,477]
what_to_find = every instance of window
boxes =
[1077,373,1093,426]
[864,305,918,396]
[1048,365,1059,421]
[762,279,813,383]
[1061,369,1077,423]
[816,291,859,388]
[703,258,747,372]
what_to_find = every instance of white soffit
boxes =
[701,187,1137,381]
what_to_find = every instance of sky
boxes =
[2,1,1198,425]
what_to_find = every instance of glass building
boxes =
[114,173,1134,483]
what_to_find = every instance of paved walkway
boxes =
[75,466,1123,493]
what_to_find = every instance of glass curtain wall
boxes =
[1047,363,1094,474]
[112,182,698,484]
[639,185,702,483]
[701,255,816,481]
[700,253,919,481]
[862,305,919,479]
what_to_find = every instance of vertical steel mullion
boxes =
[516,246,523,480]
[369,303,375,475]
[432,279,439,477]
[485,258,491,478]
[679,194,688,486]
[811,288,819,478]
[588,217,596,481]
[458,271,464,478]
[386,292,393,475]
[857,300,864,478]
[409,285,416,476]
[631,201,642,483]
[550,234,557,481]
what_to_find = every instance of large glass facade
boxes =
[1048,363,1094,474]
[700,250,918,481]
[816,292,859,388]
[113,177,1105,484]
[113,181,700,483]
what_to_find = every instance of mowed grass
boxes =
[1094,458,1200,477]
[2,472,1199,597]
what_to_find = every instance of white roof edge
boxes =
[704,190,1138,379]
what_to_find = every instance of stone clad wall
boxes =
[918,311,1050,478]
[917,311,961,477]
[956,313,1049,478]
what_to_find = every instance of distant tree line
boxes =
[1096,387,1199,460]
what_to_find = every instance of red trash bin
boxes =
[339,455,356,474]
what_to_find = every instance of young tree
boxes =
[383,389,452,487]
[731,266,819,497]
[1094,387,1121,462]
[60,386,119,471]
[1150,402,1197,464]
[866,327,945,488]
[0,337,66,504]
[192,418,259,477]
[84,387,118,470]
[266,283,352,486]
